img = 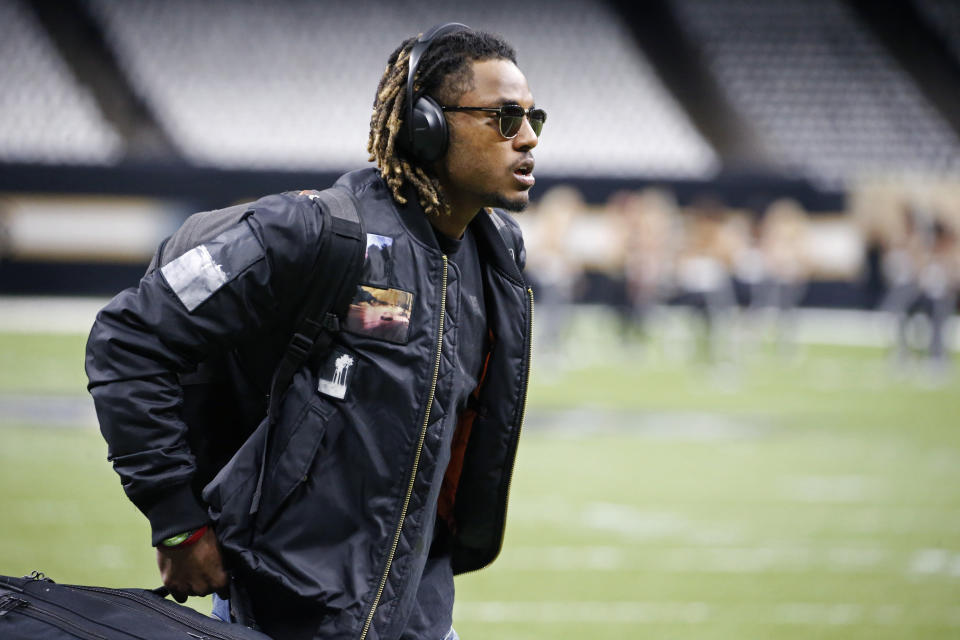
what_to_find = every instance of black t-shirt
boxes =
[433,226,487,419]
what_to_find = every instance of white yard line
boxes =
[0,393,97,428]
[527,408,766,440]
[578,502,747,545]
[497,544,888,573]
[908,549,960,577]
[454,601,960,626]
[454,601,711,624]
[512,495,960,536]
[0,296,109,334]
[777,474,884,503]
[497,542,960,579]
[581,502,694,540]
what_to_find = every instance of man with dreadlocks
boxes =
[86,23,543,640]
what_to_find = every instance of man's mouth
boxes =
[512,158,535,187]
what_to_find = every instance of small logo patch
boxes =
[317,351,355,399]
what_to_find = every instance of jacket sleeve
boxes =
[85,195,323,545]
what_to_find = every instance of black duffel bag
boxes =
[0,572,272,640]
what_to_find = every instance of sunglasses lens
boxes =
[497,106,546,138]
[500,118,522,138]
[529,109,546,136]
[499,106,525,138]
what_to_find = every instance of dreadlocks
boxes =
[367,30,517,218]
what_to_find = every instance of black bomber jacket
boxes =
[85,168,533,640]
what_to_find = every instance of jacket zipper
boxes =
[359,255,448,640]
[73,586,236,640]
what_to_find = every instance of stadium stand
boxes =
[0,0,121,165]
[83,0,717,177]
[671,0,960,186]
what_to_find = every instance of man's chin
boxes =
[490,192,530,213]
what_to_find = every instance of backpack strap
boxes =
[146,202,256,275]
[265,186,364,421]
[248,186,365,518]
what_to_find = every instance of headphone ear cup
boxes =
[408,94,449,164]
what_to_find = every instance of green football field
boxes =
[2,311,959,639]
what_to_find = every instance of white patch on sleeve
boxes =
[161,244,229,312]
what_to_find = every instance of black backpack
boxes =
[145,186,365,515]
[0,572,272,639]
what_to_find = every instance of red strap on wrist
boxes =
[176,524,208,549]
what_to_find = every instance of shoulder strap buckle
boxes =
[322,312,341,332]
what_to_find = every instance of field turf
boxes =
[1,313,959,639]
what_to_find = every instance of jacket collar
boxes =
[335,168,524,281]
[336,168,442,253]
[395,182,445,254]
[470,209,525,283]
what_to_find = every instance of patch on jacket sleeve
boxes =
[345,285,414,344]
[160,222,263,312]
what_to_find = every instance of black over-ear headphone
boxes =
[398,22,471,164]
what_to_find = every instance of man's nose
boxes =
[513,115,539,150]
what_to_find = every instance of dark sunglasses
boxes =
[440,104,547,138]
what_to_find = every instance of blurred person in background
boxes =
[672,197,738,365]
[524,185,584,367]
[85,25,542,640]
[881,204,959,377]
[613,188,680,351]
[736,198,812,359]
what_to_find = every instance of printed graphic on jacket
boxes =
[316,349,356,399]
[345,285,413,344]
[364,233,394,285]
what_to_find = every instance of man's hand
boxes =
[156,527,229,603]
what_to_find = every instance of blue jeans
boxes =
[211,593,231,622]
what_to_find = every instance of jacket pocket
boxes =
[255,399,336,532]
